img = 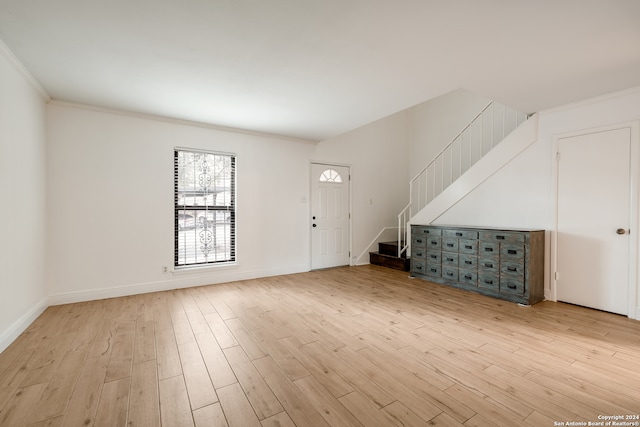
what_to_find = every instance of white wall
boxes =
[46,103,317,303]
[312,110,409,264]
[0,44,48,352]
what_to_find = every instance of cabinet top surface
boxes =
[411,224,545,232]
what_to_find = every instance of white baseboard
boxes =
[48,264,310,306]
[0,297,48,353]
[635,307,640,321]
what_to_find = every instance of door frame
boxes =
[309,161,352,269]
[550,120,640,319]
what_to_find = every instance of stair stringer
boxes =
[410,113,539,226]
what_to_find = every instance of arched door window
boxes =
[319,168,343,183]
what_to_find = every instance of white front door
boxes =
[310,163,350,269]
[556,127,632,315]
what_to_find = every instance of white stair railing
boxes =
[397,203,411,257]
[409,101,528,214]
[397,101,528,258]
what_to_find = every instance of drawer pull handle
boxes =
[465,275,472,280]
[508,249,517,255]
[507,284,517,289]
[465,260,472,265]
[416,266,422,270]
[416,239,423,244]
[447,272,454,277]
[465,245,472,249]
[430,254,436,259]
[430,241,437,245]
[485,248,493,252]
[484,263,493,268]
[497,235,505,240]
[416,252,423,257]
[446,257,453,262]
[484,279,493,284]
[430,268,437,273]
[456,232,463,236]
[447,243,454,247]
[508,267,517,272]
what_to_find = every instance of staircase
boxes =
[367,99,532,270]
[369,241,410,271]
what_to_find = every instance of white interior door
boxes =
[311,163,350,269]
[556,127,631,315]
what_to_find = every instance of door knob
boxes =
[616,228,627,235]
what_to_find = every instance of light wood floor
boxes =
[1,265,640,426]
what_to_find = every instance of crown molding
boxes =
[0,38,51,102]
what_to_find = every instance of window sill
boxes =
[171,262,238,275]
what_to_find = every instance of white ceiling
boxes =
[1,0,639,141]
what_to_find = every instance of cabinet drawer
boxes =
[426,251,441,263]
[459,239,478,254]
[500,276,525,296]
[442,266,458,281]
[479,257,499,273]
[479,231,525,243]
[426,237,441,250]
[411,259,426,275]
[459,254,477,269]
[442,252,459,266]
[501,244,525,260]
[412,247,426,259]
[418,227,441,236]
[501,261,525,278]
[479,241,499,256]
[426,263,441,278]
[443,229,478,239]
[412,234,428,248]
[442,238,459,252]
[459,269,477,286]
[478,273,499,291]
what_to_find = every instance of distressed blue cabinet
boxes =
[411,225,545,305]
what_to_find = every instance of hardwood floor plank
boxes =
[225,318,267,360]
[279,336,354,398]
[337,391,397,427]
[132,320,156,364]
[301,341,394,409]
[94,377,129,427]
[128,359,160,427]
[249,328,310,381]
[0,383,47,426]
[178,341,218,410]
[260,411,296,427]
[292,375,363,427]
[223,345,283,420]
[382,400,437,427]
[216,382,262,427]
[59,355,109,426]
[194,331,238,389]
[253,356,331,427]
[204,312,238,349]
[159,375,194,427]
[334,345,443,422]
[155,327,182,381]
[193,402,228,427]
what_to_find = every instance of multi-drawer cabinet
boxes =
[410,225,545,305]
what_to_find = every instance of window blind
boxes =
[174,148,236,266]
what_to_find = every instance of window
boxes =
[319,168,343,183]
[175,148,236,267]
